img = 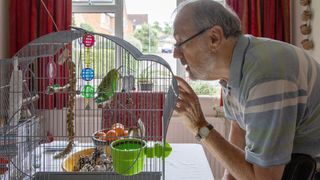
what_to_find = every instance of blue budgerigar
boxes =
[95,67,121,107]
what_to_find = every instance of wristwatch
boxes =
[195,124,214,141]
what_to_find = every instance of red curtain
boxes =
[9,0,72,109]
[226,0,291,43]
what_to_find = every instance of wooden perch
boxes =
[22,94,39,106]
[46,84,71,95]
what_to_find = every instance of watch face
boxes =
[200,126,210,137]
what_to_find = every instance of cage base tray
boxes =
[33,172,162,180]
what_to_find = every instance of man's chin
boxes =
[188,71,208,81]
[187,72,198,80]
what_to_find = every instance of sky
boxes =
[125,0,177,26]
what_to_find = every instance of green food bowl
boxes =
[110,138,146,176]
[111,138,173,176]
[145,142,172,158]
[154,142,172,158]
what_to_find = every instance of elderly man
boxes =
[173,0,320,179]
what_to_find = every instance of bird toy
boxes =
[82,33,95,48]
[53,60,76,159]
[81,33,95,109]
[47,57,57,85]
[81,68,95,81]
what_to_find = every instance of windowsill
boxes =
[172,96,224,118]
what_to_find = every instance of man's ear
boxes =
[208,26,224,52]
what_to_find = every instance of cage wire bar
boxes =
[0,28,178,180]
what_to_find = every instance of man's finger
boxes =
[176,98,187,109]
[178,87,189,98]
[175,76,194,94]
[175,103,186,114]
[176,98,185,108]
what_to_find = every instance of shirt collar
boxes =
[229,34,251,89]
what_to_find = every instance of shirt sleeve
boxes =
[243,79,307,167]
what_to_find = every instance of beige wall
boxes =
[292,0,320,62]
[0,0,9,58]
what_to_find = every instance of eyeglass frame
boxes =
[174,27,212,49]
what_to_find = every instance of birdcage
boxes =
[0,28,178,180]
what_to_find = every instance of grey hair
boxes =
[174,0,242,38]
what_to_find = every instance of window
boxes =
[72,0,224,112]
[124,0,177,75]
[73,0,176,71]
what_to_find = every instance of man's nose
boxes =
[173,47,182,59]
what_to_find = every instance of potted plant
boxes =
[136,62,171,91]
[138,67,154,91]
[137,61,166,91]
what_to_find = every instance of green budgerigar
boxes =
[95,67,121,106]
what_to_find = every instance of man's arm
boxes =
[202,126,285,180]
[174,76,285,180]
[222,121,245,180]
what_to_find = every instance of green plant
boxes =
[133,23,159,53]
[189,81,220,96]
[80,23,94,32]
[138,64,170,83]
[136,63,171,91]
[137,63,155,83]
[137,65,154,91]
[124,35,143,51]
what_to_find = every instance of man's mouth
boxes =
[185,65,190,71]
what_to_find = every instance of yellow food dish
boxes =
[62,148,94,172]
[62,147,111,172]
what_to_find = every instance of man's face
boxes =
[173,17,215,80]
[173,7,237,82]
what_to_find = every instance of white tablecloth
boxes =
[166,144,215,180]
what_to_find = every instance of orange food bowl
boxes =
[92,129,116,146]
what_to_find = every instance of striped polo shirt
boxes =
[222,35,320,167]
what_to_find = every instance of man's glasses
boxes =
[174,27,211,49]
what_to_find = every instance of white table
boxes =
[166,144,215,180]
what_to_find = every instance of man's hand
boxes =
[222,172,236,180]
[174,76,208,135]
